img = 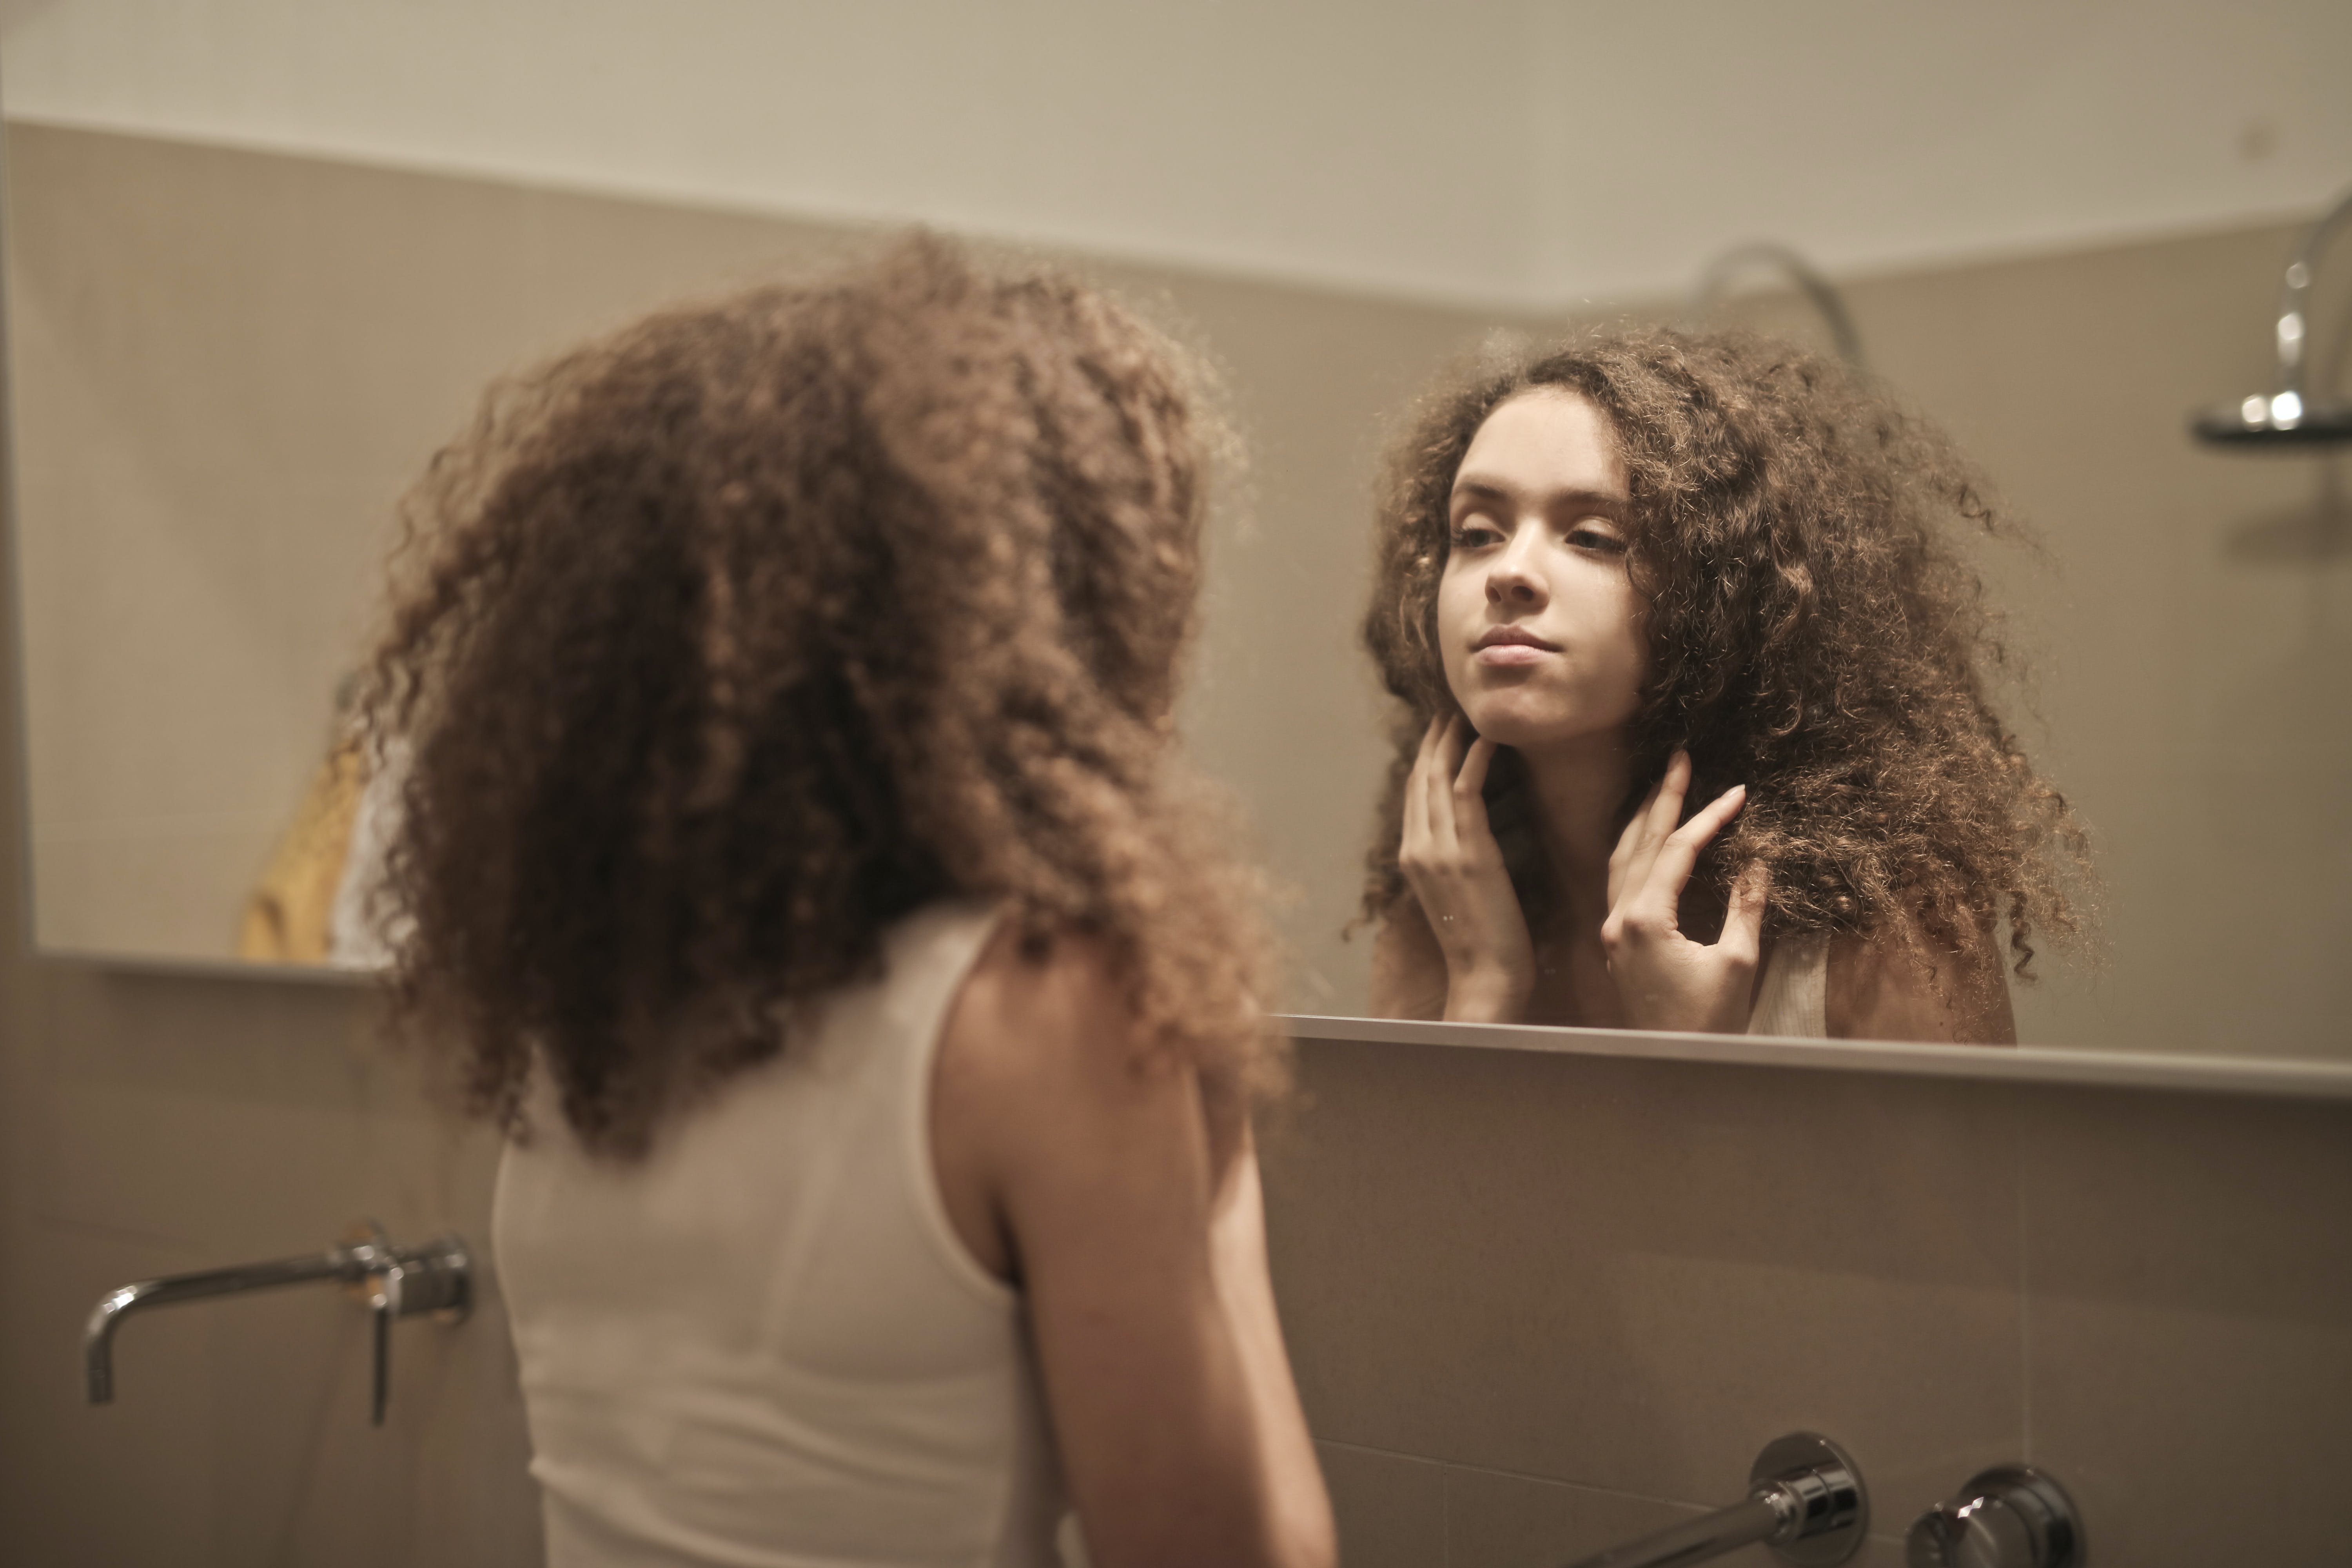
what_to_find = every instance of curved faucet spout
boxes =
[85,1245,374,1404]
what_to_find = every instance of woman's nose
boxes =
[1486,537,1547,606]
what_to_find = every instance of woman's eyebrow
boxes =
[1556,489,1632,519]
[1449,476,1515,507]
[1450,475,1630,514]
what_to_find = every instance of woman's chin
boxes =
[1459,709,1556,750]
[1459,699,1619,753]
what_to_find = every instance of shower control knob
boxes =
[1906,1466,2083,1568]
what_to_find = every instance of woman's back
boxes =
[369,240,1333,1568]
[496,902,1062,1567]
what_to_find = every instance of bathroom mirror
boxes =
[5,3,2350,1063]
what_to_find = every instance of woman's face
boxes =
[1436,388,1646,751]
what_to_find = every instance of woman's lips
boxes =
[1473,643,1554,668]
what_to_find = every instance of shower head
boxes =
[1689,242,1866,367]
[2191,184,2352,448]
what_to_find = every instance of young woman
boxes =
[1361,329,2089,1042]
[361,239,1335,1568]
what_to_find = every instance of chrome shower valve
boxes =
[1906,1465,2084,1568]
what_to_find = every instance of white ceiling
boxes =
[4,0,2347,308]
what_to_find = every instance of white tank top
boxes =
[493,901,1065,1568]
[1746,933,1829,1037]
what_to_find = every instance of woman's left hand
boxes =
[1602,751,1769,1034]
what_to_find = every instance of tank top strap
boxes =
[1746,931,1829,1038]
[845,898,1007,1076]
[836,897,1013,1307]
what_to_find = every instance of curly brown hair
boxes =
[1361,327,2091,975]
[363,236,1277,1156]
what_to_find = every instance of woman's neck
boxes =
[1517,734,1637,932]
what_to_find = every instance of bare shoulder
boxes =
[932,925,1170,1281]
[942,925,1139,1087]
[935,925,1176,1161]
[1367,896,1447,1020]
[1825,923,2017,1045]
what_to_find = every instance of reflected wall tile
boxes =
[1316,1442,1446,1568]
[1261,1038,2027,1533]
[2022,1089,2352,1568]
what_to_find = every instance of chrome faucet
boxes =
[1563,1433,1867,1568]
[1906,1465,2083,1568]
[85,1220,470,1425]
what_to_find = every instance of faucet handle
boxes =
[369,1292,393,1426]
[343,1221,472,1426]
[1906,1466,2083,1568]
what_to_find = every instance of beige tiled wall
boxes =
[1261,1034,2352,1568]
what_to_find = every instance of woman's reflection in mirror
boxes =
[358,237,1334,1568]
[1361,331,2092,1042]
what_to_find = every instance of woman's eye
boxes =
[1569,524,1628,554]
[1450,521,1503,548]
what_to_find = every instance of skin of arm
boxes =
[929,927,1337,1568]
[1367,895,1450,1021]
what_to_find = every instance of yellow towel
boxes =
[236,740,368,964]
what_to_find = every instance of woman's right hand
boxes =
[1397,714,1536,1022]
